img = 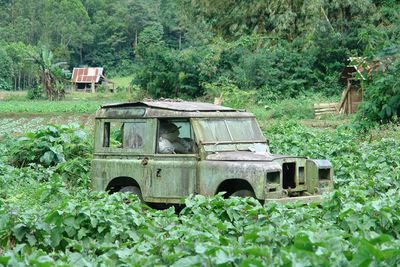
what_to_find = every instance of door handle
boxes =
[141,157,149,166]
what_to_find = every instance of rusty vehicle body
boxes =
[91,101,333,204]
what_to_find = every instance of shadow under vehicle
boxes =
[91,101,333,204]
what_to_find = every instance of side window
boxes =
[173,121,192,139]
[196,119,230,142]
[103,122,111,147]
[158,119,197,154]
[103,122,123,148]
[123,122,145,149]
[103,121,145,149]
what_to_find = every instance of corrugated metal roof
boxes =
[101,101,237,112]
[340,56,395,84]
[72,67,104,83]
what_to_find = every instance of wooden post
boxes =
[349,87,353,113]
[91,81,95,93]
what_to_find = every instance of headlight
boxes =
[266,171,280,184]
[305,159,333,194]
[318,168,331,180]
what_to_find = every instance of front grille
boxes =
[298,166,305,184]
[283,162,296,189]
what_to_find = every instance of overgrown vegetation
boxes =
[357,56,400,126]
[0,119,399,265]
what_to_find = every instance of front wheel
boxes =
[230,189,255,198]
[119,186,144,202]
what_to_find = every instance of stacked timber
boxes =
[314,103,338,119]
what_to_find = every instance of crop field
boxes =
[0,100,105,114]
[0,116,94,137]
[0,109,399,266]
[0,91,128,115]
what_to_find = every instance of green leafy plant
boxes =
[356,56,400,126]
[8,124,91,168]
[26,86,43,100]
[203,77,255,108]
[0,78,11,91]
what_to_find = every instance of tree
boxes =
[0,47,12,90]
[5,42,39,90]
[42,0,93,64]
[29,47,68,100]
[357,50,400,124]
[126,0,157,48]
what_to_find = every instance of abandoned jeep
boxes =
[91,101,333,204]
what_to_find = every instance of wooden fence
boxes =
[314,103,338,119]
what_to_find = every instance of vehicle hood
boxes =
[206,151,303,162]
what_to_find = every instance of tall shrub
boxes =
[357,57,400,124]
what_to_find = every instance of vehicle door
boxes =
[96,119,156,192]
[145,119,198,203]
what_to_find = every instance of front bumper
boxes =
[265,194,325,204]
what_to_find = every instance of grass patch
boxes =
[112,75,134,89]
[0,90,27,101]
[1,91,349,127]
[0,100,105,114]
[0,91,130,114]
[252,94,340,119]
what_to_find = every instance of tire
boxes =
[119,186,144,202]
[230,189,256,198]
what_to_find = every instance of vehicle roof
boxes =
[101,101,236,112]
[96,101,254,119]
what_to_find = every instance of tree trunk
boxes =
[80,46,83,64]
[18,71,21,90]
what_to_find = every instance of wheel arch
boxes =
[215,179,256,198]
[106,176,142,194]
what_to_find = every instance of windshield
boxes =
[194,118,265,143]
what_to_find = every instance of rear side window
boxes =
[103,121,145,149]
[123,122,145,149]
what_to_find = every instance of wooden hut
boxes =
[315,57,394,118]
[337,57,366,114]
[71,67,114,93]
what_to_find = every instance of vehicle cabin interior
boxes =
[102,118,197,154]
[157,119,197,154]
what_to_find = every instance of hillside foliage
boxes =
[0,0,399,121]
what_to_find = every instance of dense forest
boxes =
[0,0,399,121]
